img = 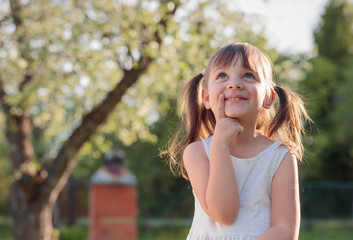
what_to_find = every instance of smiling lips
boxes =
[225,95,247,102]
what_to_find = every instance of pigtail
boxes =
[267,86,311,160]
[185,73,204,142]
[161,73,204,178]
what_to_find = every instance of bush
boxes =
[59,225,87,240]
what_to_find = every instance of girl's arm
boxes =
[183,94,241,225]
[183,139,239,225]
[257,152,300,240]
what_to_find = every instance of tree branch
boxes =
[9,0,36,92]
[39,0,181,204]
[0,76,10,114]
[41,60,151,203]
[1,78,35,173]
[9,0,22,27]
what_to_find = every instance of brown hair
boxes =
[162,43,311,179]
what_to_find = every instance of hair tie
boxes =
[201,69,206,76]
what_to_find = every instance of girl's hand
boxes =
[214,94,243,146]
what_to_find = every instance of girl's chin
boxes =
[224,114,242,119]
[224,111,243,118]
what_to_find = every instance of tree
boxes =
[301,0,353,180]
[0,0,179,239]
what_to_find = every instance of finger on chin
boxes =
[217,93,225,119]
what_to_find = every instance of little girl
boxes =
[164,42,310,239]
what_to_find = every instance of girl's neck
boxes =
[228,120,272,159]
[231,126,259,146]
[233,118,258,142]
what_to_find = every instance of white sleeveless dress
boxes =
[186,136,290,240]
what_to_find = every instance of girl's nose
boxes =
[227,77,243,89]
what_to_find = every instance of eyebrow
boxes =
[212,65,256,74]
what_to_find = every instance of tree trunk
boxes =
[10,183,54,240]
[67,178,78,226]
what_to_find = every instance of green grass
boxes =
[139,226,189,240]
[299,226,353,240]
[1,220,352,240]
[139,226,353,240]
[0,217,12,240]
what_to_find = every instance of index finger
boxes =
[217,93,226,119]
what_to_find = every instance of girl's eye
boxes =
[243,73,255,80]
[217,73,228,80]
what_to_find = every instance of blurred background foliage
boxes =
[0,0,352,236]
[301,0,353,181]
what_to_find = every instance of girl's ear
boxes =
[263,88,275,109]
[202,88,211,109]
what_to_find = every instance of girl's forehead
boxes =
[210,52,255,72]
[211,49,254,70]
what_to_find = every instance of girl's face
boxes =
[202,57,272,122]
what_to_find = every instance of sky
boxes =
[234,0,329,54]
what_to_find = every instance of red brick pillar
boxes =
[90,150,138,240]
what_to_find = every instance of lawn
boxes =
[1,220,353,239]
[299,225,353,240]
[138,225,353,240]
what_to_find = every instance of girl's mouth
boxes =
[225,96,247,101]
[227,97,243,101]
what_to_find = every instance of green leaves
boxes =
[301,0,353,180]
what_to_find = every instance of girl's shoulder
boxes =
[254,135,291,155]
[183,140,206,157]
[183,139,208,166]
